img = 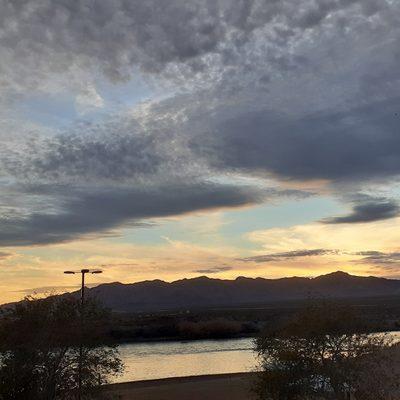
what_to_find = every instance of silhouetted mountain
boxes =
[81,271,400,312]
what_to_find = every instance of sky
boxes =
[1,0,400,303]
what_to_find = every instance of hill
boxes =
[83,271,400,313]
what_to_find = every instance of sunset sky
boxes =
[1,0,400,304]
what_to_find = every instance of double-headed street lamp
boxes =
[64,269,102,400]
[64,269,103,306]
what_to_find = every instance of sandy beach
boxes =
[103,372,257,400]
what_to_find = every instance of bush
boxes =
[0,296,123,400]
[178,318,242,339]
[255,302,400,400]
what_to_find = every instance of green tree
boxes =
[255,302,400,400]
[0,295,122,399]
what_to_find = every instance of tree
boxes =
[0,295,123,399]
[255,302,400,400]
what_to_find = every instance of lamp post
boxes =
[64,269,103,400]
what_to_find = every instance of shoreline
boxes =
[103,372,258,399]
[115,333,255,345]
[110,326,400,345]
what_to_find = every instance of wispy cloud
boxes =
[193,266,232,274]
[240,249,339,263]
[354,251,400,266]
[15,285,80,295]
[0,252,11,260]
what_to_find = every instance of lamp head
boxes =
[64,268,103,275]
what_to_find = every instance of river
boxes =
[114,337,258,383]
[114,332,400,383]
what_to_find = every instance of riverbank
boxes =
[106,294,400,344]
[103,372,258,400]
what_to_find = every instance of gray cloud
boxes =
[0,0,392,98]
[354,251,400,266]
[0,1,224,94]
[1,0,400,248]
[240,248,400,268]
[241,248,400,267]
[0,182,269,246]
[2,120,165,183]
[191,97,400,184]
[194,266,232,274]
[322,197,400,224]
[240,249,339,263]
[0,104,313,246]
[6,94,400,189]
[355,251,400,277]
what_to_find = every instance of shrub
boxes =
[0,296,123,399]
[255,302,400,400]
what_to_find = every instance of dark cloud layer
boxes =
[1,0,384,95]
[0,182,267,246]
[6,94,400,189]
[322,197,400,224]
[0,0,225,93]
[191,98,400,183]
[1,0,400,247]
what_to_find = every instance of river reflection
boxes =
[115,338,258,383]
[115,332,400,383]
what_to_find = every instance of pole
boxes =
[64,268,102,400]
[81,271,85,307]
[78,270,86,400]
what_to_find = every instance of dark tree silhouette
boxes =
[255,302,400,400]
[0,295,122,399]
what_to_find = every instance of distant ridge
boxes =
[81,271,400,312]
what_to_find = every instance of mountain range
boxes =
[82,271,400,313]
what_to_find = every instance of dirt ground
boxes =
[103,372,257,400]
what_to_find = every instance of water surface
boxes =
[115,338,258,383]
[114,331,400,383]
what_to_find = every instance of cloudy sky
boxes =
[1,0,400,303]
